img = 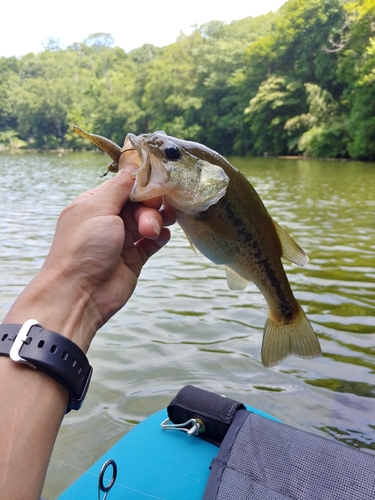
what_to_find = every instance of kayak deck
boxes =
[58,405,279,499]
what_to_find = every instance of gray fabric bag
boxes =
[168,386,375,500]
[204,408,375,500]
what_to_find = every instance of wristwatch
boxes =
[0,320,93,412]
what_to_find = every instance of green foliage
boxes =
[340,0,375,160]
[140,31,204,140]
[245,77,307,155]
[285,83,349,156]
[347,84,375,160]
[0,57,19,130]
[298,123,349,157]
[0,1,374,160]
[0,129,26,150]
[42,37,62,52]
[191,15,277,153]
[83,33,115,50]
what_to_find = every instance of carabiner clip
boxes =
[161,417,205,436]
[98,459,117,500]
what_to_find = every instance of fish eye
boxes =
[164,145,181,160]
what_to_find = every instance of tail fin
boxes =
[261,306,321,368]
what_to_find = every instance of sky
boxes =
[1,0,286,58]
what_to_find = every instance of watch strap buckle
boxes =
[9,319,39,368]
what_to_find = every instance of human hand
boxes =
[3,160,175,352]
[0,150,176,500]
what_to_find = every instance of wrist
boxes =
[3,268,101,353]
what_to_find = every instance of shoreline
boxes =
[0,148,369,164]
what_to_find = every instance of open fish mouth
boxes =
[126,132,229,214]
[125,134,173,203]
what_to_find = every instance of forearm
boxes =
[0,357,68,500]
[0,272,98,499]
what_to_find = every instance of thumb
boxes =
[91,164,138,215]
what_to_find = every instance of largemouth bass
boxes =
[71,124,321,367]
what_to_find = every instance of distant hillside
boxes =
[0,0,374,160]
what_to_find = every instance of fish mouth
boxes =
[126,133,229,213]
[126,134,171,202]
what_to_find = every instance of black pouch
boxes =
[167,384,245,446]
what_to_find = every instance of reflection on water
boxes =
[0,153,374,497]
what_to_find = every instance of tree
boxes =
[285,83,349,156]
[339,0,375,159]
[83,33,115,50]
[141,31,203,139]
[0,56,19,131]
[191,15,277,154]
[42,37,62,52]
[244,77,307,155]
[0,129,22,150]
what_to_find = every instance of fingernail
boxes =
[150,217,161,236]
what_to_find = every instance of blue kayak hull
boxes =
[58,405,280,499]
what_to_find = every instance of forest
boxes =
[0,0,374,160]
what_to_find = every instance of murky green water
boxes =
[1,152,374,498]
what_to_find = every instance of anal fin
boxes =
[226,267,250,291]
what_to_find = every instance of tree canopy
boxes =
[0,0,374,160]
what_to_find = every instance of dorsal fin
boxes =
[225,267,250,291]
[272,220,309,267]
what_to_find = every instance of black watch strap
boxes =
[0,322,93,412]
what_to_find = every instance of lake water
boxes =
[1,152,374,498]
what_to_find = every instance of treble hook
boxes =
[98,459,118,500]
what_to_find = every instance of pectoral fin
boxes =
[272,220,309,267]
[181,227,199,256]
[198,211,238,242]
[225,267,250,291]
